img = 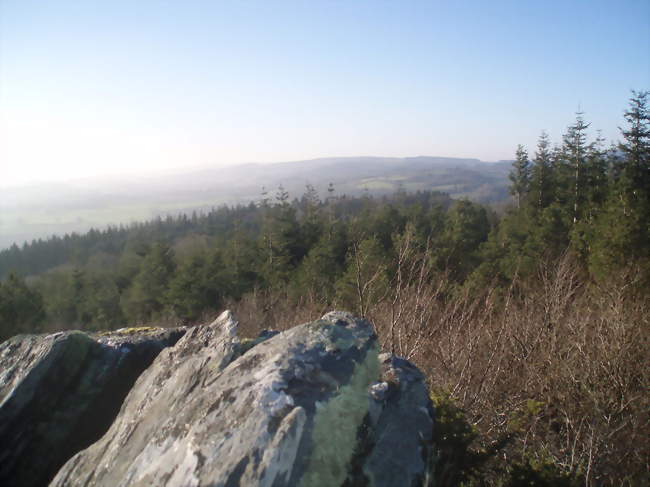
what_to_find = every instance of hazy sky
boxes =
[1,0,648,187]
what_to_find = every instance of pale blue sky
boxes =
[1,0,648,186]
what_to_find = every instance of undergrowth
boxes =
[225,254,649,485]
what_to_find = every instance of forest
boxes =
[0,91,648,485]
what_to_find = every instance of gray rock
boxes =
[51,310,435,486]
[362,353,435,487]
[0,326,184,486]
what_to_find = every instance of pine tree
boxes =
[590,91,650,282]
[618,90,650,211]
[584,131,609,219]
[438,200,490,281]
[122,242,176,322]
[325,182,339,239]
[509,145,531,209]
[561,113,591,224]
[76,270,124,330]
[294,235,344,305]
[301,184,324,250]
[530,132,554,210]
[165,251,226,322]
[260,185,303,285]
[0,273,46,341]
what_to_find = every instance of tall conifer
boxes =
[561,113,590,224]
[509,145,531,209]
[530,131,554,210]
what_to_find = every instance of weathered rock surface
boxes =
[50,310,435,487]
[0,326,185,486]
[0,311,435,486]
[364,353,434,486]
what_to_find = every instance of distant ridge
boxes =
[0,156,511,249]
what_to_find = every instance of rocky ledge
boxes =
[0,325,185,486]
[1,311,435,486]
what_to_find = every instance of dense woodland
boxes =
[1,91,648,485]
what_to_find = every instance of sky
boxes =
[1,0,648,187]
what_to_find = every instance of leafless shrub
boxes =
[371,251,648,485]
[218,249,647,484]
[224,287,324,339]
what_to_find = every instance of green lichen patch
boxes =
[300,342,380,487]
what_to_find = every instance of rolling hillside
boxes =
[0,156,510,249]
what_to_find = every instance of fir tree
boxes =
[509,145,531,209]
[590,91,650,281]
[530,131,554,211]
[122,242,176,322]
[583,131,609,219]
[561,113,591,224]
[0,273,46,341]
[260,185,303,285]
[618,90,650,211]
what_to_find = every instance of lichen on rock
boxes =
[2,310,436,486]
[300,340,380,486]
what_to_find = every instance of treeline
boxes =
[1,188,465,337]
[1,91,649,342]
[474,91,649,289]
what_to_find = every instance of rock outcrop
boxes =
[0,326,185,486]
[1,311,435,486]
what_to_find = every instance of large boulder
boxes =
[0,326,185,486]
[51,311,435,486]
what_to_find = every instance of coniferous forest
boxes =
[1,92,648,484]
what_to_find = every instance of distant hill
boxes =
[0,156,511,249]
